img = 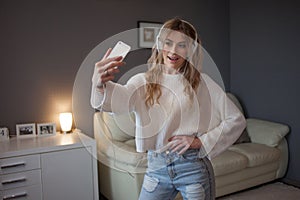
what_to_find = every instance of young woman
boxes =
[91,18,246,200]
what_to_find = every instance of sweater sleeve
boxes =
[90,73,145,114]
[198,74,246,159]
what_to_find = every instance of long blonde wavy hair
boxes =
[145,18,202,107]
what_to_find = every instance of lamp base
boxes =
[61,130,73,134]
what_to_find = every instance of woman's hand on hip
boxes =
[168,135,202,155]
[94,48,125,89]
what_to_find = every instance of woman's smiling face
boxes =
[162,31,189,72]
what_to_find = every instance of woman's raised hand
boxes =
[94,48,126,89]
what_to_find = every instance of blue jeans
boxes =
[138,149,215,200]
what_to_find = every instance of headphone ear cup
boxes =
[190,40,198,56]
[156,37,162,52]
[192,41,197,54]
[156,25,164,52]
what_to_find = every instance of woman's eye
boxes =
[178,43,187,48]
[165,41,172,46]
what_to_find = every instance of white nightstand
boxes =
[0,132,99,200]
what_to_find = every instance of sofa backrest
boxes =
[100,112,136,142]
[226,93,245,115]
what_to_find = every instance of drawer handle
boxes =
[2,177,27,185]
[2,192,27,200]
[0,162,26,169]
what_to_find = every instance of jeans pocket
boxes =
[142,174,159,192]
[181,151,200,162]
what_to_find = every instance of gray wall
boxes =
[230,0,300,184]
[0,0,230,134]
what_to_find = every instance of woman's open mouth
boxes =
[167,56,179,62]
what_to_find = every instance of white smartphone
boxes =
[107,41,131,60]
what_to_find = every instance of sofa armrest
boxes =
[246,118,289,147]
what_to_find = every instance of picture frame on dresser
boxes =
[37,123,56,136]
[0,127,9,141]
[16,123,36,138]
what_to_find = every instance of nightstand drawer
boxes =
[0,169,41,190]
[0,184,42,200]
[0,155,40,175]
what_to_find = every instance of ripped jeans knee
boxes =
[182,183,208,200]
[138,173,178,200]
[142,174,159,193]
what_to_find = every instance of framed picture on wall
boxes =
[138,21,163,48]
[37,123,56,136]
[16,123,36,138]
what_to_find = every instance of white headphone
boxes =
[156,19,198,55]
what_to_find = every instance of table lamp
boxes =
[59,112,73,134]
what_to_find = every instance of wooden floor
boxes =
[99,181,300,200]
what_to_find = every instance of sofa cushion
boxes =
[227,93,251,144]
[98,138,147,168]
[234,129,251,144]
[124,139,136,147]
[246,118,289,147]
[211,150,248,176]
[229,143,280,167]
[227,93,244,115]
[102,112,136,142]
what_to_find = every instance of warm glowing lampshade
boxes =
[59,112,73,133]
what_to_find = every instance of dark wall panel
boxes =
[230,0,300,183]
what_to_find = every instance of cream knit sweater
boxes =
[91,72,246,159]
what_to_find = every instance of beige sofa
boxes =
[94,93,289,199]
